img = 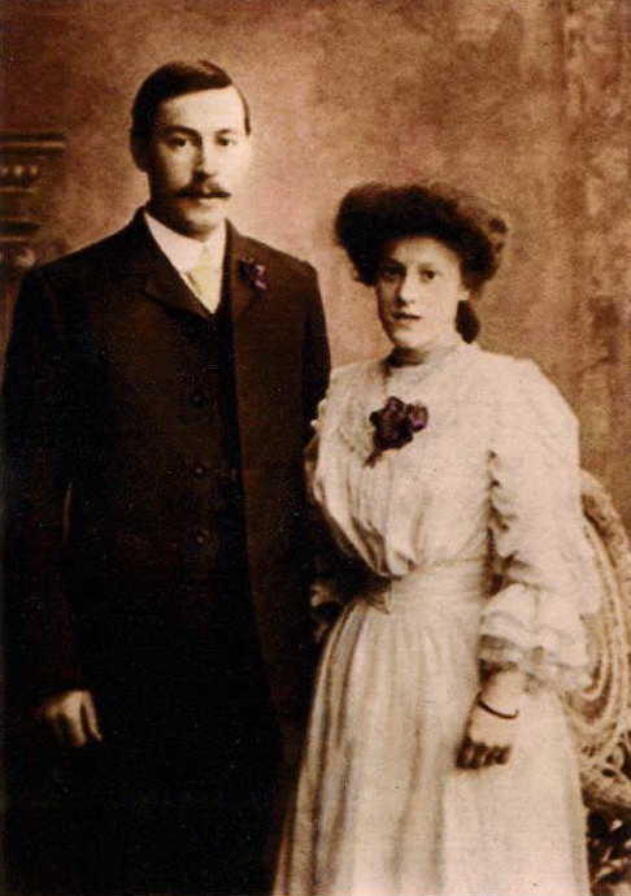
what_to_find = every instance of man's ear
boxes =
[130,133,148,173]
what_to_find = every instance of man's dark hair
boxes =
[335,182,509,342]
[131,59,251,141]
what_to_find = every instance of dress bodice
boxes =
[308,340,601,687]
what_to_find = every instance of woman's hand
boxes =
[456,668,525,770]
[457,702,518,768]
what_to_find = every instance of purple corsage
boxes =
[239,256,268,294]
[366,396,429,466]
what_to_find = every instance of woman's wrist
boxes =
[476,696,519,720]
[478,668,526,715]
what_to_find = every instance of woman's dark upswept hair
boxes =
[131,59,251,141]
[335,182,508,342]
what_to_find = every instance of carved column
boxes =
[0,131,66,360]
[561,2,631,891]
[562,0,631,512]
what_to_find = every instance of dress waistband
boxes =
[358,557,489,615]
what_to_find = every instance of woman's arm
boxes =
[457,668,525,769]
[458,358,600,770]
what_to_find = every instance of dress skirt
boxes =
[274,561,589,896]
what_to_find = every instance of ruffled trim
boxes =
[479,633,594,692]
[331,347,474,464]
[488,357,601,621]
[480,357,602,692]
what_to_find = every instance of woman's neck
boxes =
[388,335,462,367]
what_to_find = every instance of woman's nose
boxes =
[397,277,422,305]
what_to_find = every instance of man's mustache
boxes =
[177,185,231,200]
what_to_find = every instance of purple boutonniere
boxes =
[239,256,268,294]
[366,396,429,466]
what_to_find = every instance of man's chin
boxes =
[172,208,227,239]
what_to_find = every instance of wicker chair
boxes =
[564,471,631,817]
[563,471,631,892]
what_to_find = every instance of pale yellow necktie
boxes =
[187,247,222,313]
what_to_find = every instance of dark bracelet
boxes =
[477,696,519,720]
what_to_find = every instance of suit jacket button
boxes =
[191,392,207,408]
[193,465,207,478]
[194,530,208,545]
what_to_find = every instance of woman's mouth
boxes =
[393,312,422,321]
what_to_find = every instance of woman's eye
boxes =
[218,136,238,147]
[379,268,402,283]
[420,269,436,281]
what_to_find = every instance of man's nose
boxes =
[195,140,219,176]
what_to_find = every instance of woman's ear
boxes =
[455,300,480,342]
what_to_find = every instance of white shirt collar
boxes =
[143,208,227,273]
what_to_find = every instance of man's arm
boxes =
[3,270,90,728]
[301,267,330,440]
[35,690,103,748]
[299,268,332,635]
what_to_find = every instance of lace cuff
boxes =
[479,632,593,691]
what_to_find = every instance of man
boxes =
[3,60,329,895]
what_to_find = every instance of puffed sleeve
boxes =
[304,392,346,635]
[305,369,368,638]
[479,359,601,690]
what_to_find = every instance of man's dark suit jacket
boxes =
[3,209,330,761]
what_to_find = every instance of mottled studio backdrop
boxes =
[2,0,630,528]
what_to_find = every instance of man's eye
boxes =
[420,269,436,281]
[217,136,238,147]
[167,136,191,149]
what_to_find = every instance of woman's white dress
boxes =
[273,340,601,896]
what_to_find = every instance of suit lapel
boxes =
[227,225,275,478]
[124,211,212,320]
[122,214,265,323]
[143,258,211,320]
[225,224,263,323]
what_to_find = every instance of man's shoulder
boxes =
[27,219,138,287]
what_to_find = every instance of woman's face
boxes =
[375,236,468,353]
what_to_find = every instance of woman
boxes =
[274,182,601,896]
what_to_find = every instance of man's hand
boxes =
[34,689,103,748]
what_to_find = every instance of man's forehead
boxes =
[155,86,247,132]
